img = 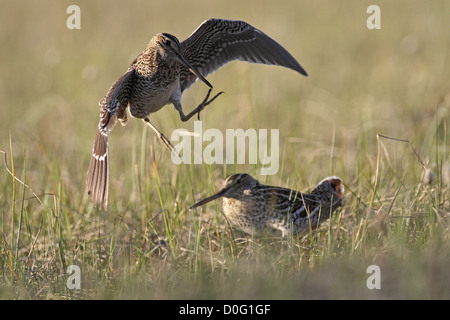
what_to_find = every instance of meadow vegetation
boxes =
[0,1,449,299]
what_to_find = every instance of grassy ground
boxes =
[0,1,449,299]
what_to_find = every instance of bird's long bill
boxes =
[190,188,228,209]
[176,52,212,88]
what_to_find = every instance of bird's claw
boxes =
[196,90,224,120]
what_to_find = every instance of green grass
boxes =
[0,1,449,299]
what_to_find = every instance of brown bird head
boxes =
[150,33,212,89]
[190,173,259,209]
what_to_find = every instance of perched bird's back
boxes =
[191,174,344,237]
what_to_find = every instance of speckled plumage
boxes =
[87,19,308,210]
[191,174,344,237]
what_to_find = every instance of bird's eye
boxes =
[236,178,242,184]
[164,39,172,46]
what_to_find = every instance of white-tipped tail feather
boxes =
[87,129,109,210]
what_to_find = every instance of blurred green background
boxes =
[1,1,448,185]
[0,1,449,299]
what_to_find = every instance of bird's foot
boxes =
[159,132,180,156]
[196,89,224,120]
[178,89,224,122]
[143,117,181,158]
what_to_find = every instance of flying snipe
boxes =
[87,18,308,210]
[191,174,344,237]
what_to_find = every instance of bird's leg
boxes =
[143,117,180,157]
[177,88,224,122]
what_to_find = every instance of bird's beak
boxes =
[176,52,212,88]
[190,187,228,209]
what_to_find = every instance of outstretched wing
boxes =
[179,18,308,92]
[98,67,136,134]
[86,66,136,210]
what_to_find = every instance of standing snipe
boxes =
[191,174,344,237]
[87,18,308,210]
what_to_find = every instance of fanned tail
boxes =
[86,129,109,210]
